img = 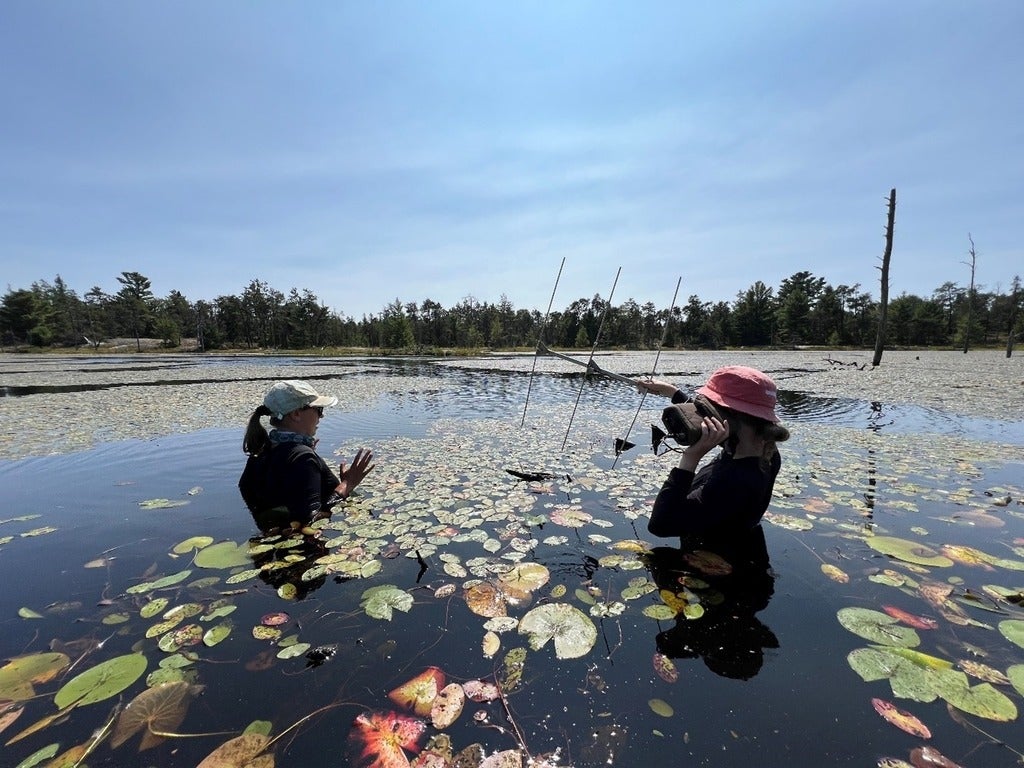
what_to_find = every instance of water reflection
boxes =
[643,526,778,680]
[248,533,329,600]
[778,390,1024,443]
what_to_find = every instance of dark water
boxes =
[1,358,1022,768]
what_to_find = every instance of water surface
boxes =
[1,353,1022,768]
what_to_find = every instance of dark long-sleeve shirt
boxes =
[239,442,341,529]
[648,449,781,543]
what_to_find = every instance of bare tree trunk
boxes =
[962,235,977,354]
[1005,277,1019,358]
[872,189,896,367]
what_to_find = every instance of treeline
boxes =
[1,269,1021,352]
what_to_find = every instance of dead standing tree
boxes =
[1007,275,1021,359]
[871,188,896,367]
[962,234,978,354]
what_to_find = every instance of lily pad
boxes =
[54,653,148,709]
[865,536,954,568]
[837,607,920,648]
[518,603,597,659]
[276,643,311,660]
[930,668,1018,721]
[349,711,426,768]
[430,682,466,730]
[497,562,550,592]
[0,652,70,701]
[172,536,214,554]
[1008,664,1024,697]
[642,604,677,621]
[196,733,270,768]
[648,698,674,717]
[389,667,445,716]
[203,622,233,647]
[361,584,414,620]
[194,541,251,569]
[847,647,938,703]
[999,619,1024,649]
[110,680,195,750]
[138,498,189,509]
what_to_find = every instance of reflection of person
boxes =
[249,533,328,600]
[645,527,778,680]
[638,366,790,544]
[238,380,374,533]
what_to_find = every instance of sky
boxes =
[1,2,1021,320]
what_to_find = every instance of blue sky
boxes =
[1,2,1021,319]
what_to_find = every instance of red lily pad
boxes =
[872,697,931,739]
[350,710,426,768]
[882,605,938,630]
[653,652,678,683]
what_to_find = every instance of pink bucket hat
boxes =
[696,366,780,423]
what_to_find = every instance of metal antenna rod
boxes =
[612,275,681,468]
[561,266,621,451]
[520,257,566,427]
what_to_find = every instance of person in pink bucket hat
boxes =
[637,366,790,545]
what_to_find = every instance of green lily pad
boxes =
[865,536,953,567]
[847,647,939,703]
[518,603,597,659]
[140,598,170,619]
[203,622,233,647]
[930,668,1018,721]
[360,584,414,620]
[837,607,920,648]
[126,569,193,595]
[225,568,262,584]
[13,743,60,768]
[0,652,70,701]
[277,643,311,660]
[1008,665,1024,697]
[999,620,1024,649]
[138,498,189,509]
[54,653,147,709]
[642,605,677,621]
[648,698,674,717]
[194,541,251,569]
[172,536,214,554]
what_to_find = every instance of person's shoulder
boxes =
[284,443,317,459]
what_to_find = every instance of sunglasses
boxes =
[302,405,325,417]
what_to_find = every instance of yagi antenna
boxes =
[612,275,681,467]
[561,267,621,451]
[521,257,565,427]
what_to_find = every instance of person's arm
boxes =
[636,378,680,399]
[648,416,730,538]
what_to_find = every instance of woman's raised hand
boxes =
[338,448,375,496]
[677,417,729,472]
